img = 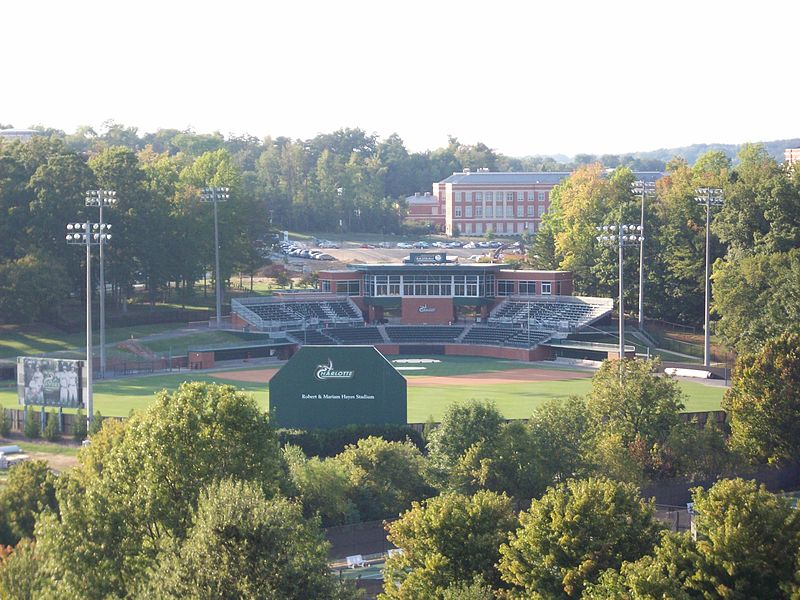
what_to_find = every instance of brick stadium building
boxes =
[230,253,621,362]
[429,169,663,236]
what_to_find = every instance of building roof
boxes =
[437,170,664,185]
[405,192,438,204]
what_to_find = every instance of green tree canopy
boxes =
[498,477,663,598]
[144,479,355,600]
[29,382,286,598]
[723,332,800,462]
[381,490,516,599]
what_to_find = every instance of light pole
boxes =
[694,187,723,367]
[66,220,111,429]
[631,180,655,330]
[596,223,644,376]
[85,190,117,378]
[200,187,230,328]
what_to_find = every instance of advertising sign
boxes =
[17,357,85,408]
[269,345,407,429]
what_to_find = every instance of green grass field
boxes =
[0,356,725,423]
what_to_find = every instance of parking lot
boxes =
[276,237,524,272]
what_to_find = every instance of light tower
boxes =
[200,187,230,328]
[596,223,644,379]
[66,220,111,429]
[694,187,724,367]
[85,189,117,378]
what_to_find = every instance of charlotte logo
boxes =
[315,359,355,381]
[418,304,436,313]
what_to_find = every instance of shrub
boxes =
[73,409,87,441]
[277,424,424,457]
[23,410,40,439]
[44,411,60,442]
[88,411,104,437]
[0,406,10,437]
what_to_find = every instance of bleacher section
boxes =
[462,325,552,348]
[385,326,464,344]
[233,297,362,330]
[326,327,385,345]
[286,329,338,345]
[489,297,612,331]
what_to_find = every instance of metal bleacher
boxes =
[385,326,464,344]
[232,296,362,331]
[325,326,385,345]
[489,296,612,332]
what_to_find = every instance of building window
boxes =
[538,191,546,202]
[541,282,552,295]
[486,206,493,217]
[476,206,483,217]
[486,192,493,202]
[466,206,473,218]
[515,205,523,217]
[476,192,483,201]
[498,280,515,296]
[506,192,514,202]
[535,204,541,217]
[526,205,534,217]
[455,207,462,218]
[336,280,360,295]
[321,280,331,292]
[519,281,536,295]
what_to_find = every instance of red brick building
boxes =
[432,169,662,237]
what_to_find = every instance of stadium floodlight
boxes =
[85,190,118,379]
[695,187,724,367]
[200,187,231,328]
[631,180,656,332]
[596,222,644,379]
[66,219,112,431]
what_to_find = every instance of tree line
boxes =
[530,145,800,342]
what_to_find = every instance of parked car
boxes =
[396,242,413,249]
[463,242,477,249]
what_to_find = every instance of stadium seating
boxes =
[489,297,611,331]
[286,329,338,345]
[325,326,385,345]
[385,326,464,344]
[233,297,362,330]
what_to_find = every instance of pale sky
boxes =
[3,0,798,157]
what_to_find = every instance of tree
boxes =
[0,539,46,600]
[498,477,663,598]
[585,478,800,599]
[144,479,355,600]
[587,358,685,447]
[527,397,591,484]
[31,382,286,598]
[334,436,434,521]
[381,490,516,598]
[0,254,70,322]
[723,332,800,462]
[712,249,800,354]
[284,445,357,526]
[0,461,57,546]
[426,399,504,488]
[453,421,546,501]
